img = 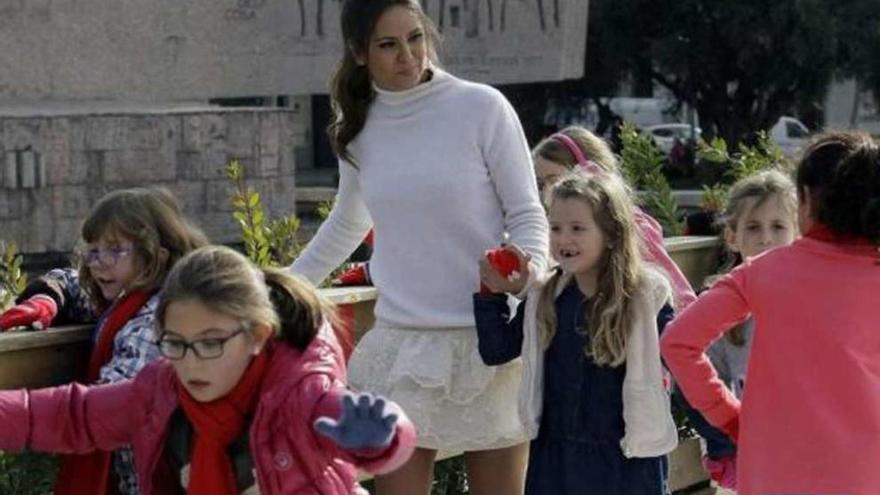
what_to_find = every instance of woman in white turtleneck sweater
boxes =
[290,2,548,493]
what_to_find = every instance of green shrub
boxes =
[226,160,303,268]
[0,242,59,493]
[0,241,27,311]
[618,123,686,235]
[226,161,347,285]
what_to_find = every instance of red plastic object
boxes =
[480,248,522,294]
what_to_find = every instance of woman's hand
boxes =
[478,244,532,295]
[314,392,398,450]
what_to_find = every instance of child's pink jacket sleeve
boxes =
[634,210,697,309]
[301,374,416,475]
[660,269,750,434]
[0,381,135,453]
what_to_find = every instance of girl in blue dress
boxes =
[474,172,678,494]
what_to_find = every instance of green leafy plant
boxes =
[0,242,59,493]
[360,455,468,495]
[431,456,469,495]
[696,132,788,211]
[316,199,334,220]
[0,241,27,311]
[618,122,686,235]
[699,183,729,214]
[312,199,350,286]
[227,160,303,268]
[0,451,58,495]
[226,162,349,286]
[698,131,786,183]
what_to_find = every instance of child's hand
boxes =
[314,392,398,450]
[0,295,57,331]
[479,244,531,295]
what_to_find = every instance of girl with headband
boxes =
[532,126,697,309]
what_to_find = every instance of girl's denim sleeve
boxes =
[473,293,525,366]
[657,303,675,335]
[17,268,96,323]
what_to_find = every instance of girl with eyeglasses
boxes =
[0,245,416,494]
[0,187,209,495]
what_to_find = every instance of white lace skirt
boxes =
[348,326,530,451]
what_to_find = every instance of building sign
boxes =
[0,0,587,100]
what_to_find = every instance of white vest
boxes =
[519,267,679,458]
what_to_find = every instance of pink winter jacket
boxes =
[661,237,880,495]
[0,326,416,494]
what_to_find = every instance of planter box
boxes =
[0,287,378,390]
[0,326,91,389]
[0,237,723,390]
[669,437,709,492]
[664,236,722,289]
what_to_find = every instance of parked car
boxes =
[645,123,702,154]
[769,116,810,158]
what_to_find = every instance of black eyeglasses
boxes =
[156,328,246,360]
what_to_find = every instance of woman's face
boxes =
[160,299,267,402]
[360,5,430,92]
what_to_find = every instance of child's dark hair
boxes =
[797,131,880,243]
[156,246,336,351]
[77,187,209,309]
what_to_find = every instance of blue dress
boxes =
[473,281,673,495]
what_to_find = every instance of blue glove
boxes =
[314,392,398,450]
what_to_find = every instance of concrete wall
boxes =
[0,106,309,253]
[0,0,588,100]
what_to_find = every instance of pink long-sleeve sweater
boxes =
[661,235,880,495]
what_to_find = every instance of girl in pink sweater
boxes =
[661,131,880,495]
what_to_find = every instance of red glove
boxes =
[0,295,58,331]
[480,248,522,294]
[333,263,372,287]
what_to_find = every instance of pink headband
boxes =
[550,133,602,174]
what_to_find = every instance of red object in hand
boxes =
[333,263,371,287]
[480,248,522,294]
[0,295,58,331]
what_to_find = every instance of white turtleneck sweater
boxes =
[292,69,548,329]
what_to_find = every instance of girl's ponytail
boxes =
[158,246,337,353]
[263,269,337,351]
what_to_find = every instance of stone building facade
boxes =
[1,105,309,254]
